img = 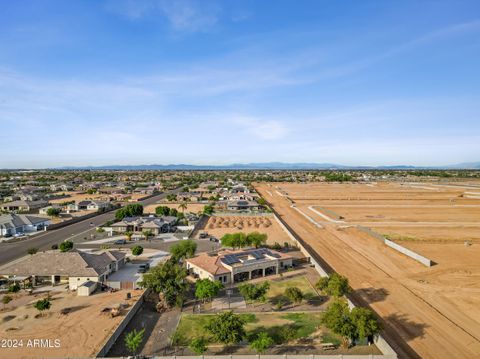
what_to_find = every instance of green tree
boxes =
[59,240,74,252]
[27,247,38,255]
[285,287,304,306]
[238,282,270,303]
[257,197,267,206]
[203,204,214,215]
[167,194,177,201]
[205,311,246,345]
[169,240,197,262]
[250,332,274,353]
[321,300,357,347]
[115,204,143,220]
[246,232,267,248]
[2,295,13,309]
[316,273,350,298]
[195,279,223,302]
[155,205,170,216]
[124,328,145,356]
[125,231,133,241]
[189,337,208,355]
[34,298,51,316]
[131,245,143,256]
[350,307,381,341]
[46,207,61,217]
[142,229,153,240]
[139,260,188,307]
[178,202,188,213]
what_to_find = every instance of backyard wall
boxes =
[270,210,398,358]
[357,226,432,267]
[152,355,397,359]
[95,289,148,358]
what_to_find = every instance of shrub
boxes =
[131,245,143,256]
[59,240,74,252]
[189,337,208,354]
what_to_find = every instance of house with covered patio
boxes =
[0,249,126,293]
[186,248,293,284]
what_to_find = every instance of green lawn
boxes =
[267,275,321,303]
[174,312,341,346]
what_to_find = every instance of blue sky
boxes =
[1,0,479,168]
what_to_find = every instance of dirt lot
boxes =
[144,202,205,214]
[255,181,480,359]
[0,289,143,359]
[200,215,294,245]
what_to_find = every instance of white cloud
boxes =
[158,0,219,32]
[232,116,289,140]
[106,0,220,32]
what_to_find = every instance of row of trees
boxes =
[322,300,380,347]
[115,204,143,220]
[220,232,267,249]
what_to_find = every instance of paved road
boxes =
[0,189,181,266]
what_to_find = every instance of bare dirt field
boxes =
[144,202,205,214]
[255,181,480,359]
[0,289,143,359]
[200,215,294,246]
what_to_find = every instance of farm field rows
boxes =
[255,181,480,359]
[200,215,294,246]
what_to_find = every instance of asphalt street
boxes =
[0,188,181,266]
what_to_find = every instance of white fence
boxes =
[357,226,432,267]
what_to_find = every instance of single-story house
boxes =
[0,214,50,237]
[111,215,177,235]
[0,250,126,291]
[67,200,111,212]
[227,200,260,212]
[1,200,48,213]
[39,204,62,215]
[186,248,293,284]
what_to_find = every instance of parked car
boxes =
[209,236,219,242]
[199,232,209,239]
[114,239,126,245]
[138,263,150,273]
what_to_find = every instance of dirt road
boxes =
[255,183,480,359]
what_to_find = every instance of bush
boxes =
[250,332,274,353]
[131,245,143,256]
[8,283,20,293]
[189,337,208,354]
[27,247,38,255]
[59,240,74,252]
[51,244,58,250]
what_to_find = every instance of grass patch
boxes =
[175,312,326,345]
[175,313,258,344]
[267,275,320,303]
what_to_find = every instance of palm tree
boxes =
[125,231,133,241]
[178,201,188,213]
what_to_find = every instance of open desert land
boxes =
[0,289,144,359]
[255,181,480,359]
[49,191,106,204]
[144,202,205,214]
[201,215,294,246]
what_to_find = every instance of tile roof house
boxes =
[0,250,126,290]
[186,248,293,284]
[0,214,50,237]
[111,215,177,235]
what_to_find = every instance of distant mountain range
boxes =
[53,162,480,170]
